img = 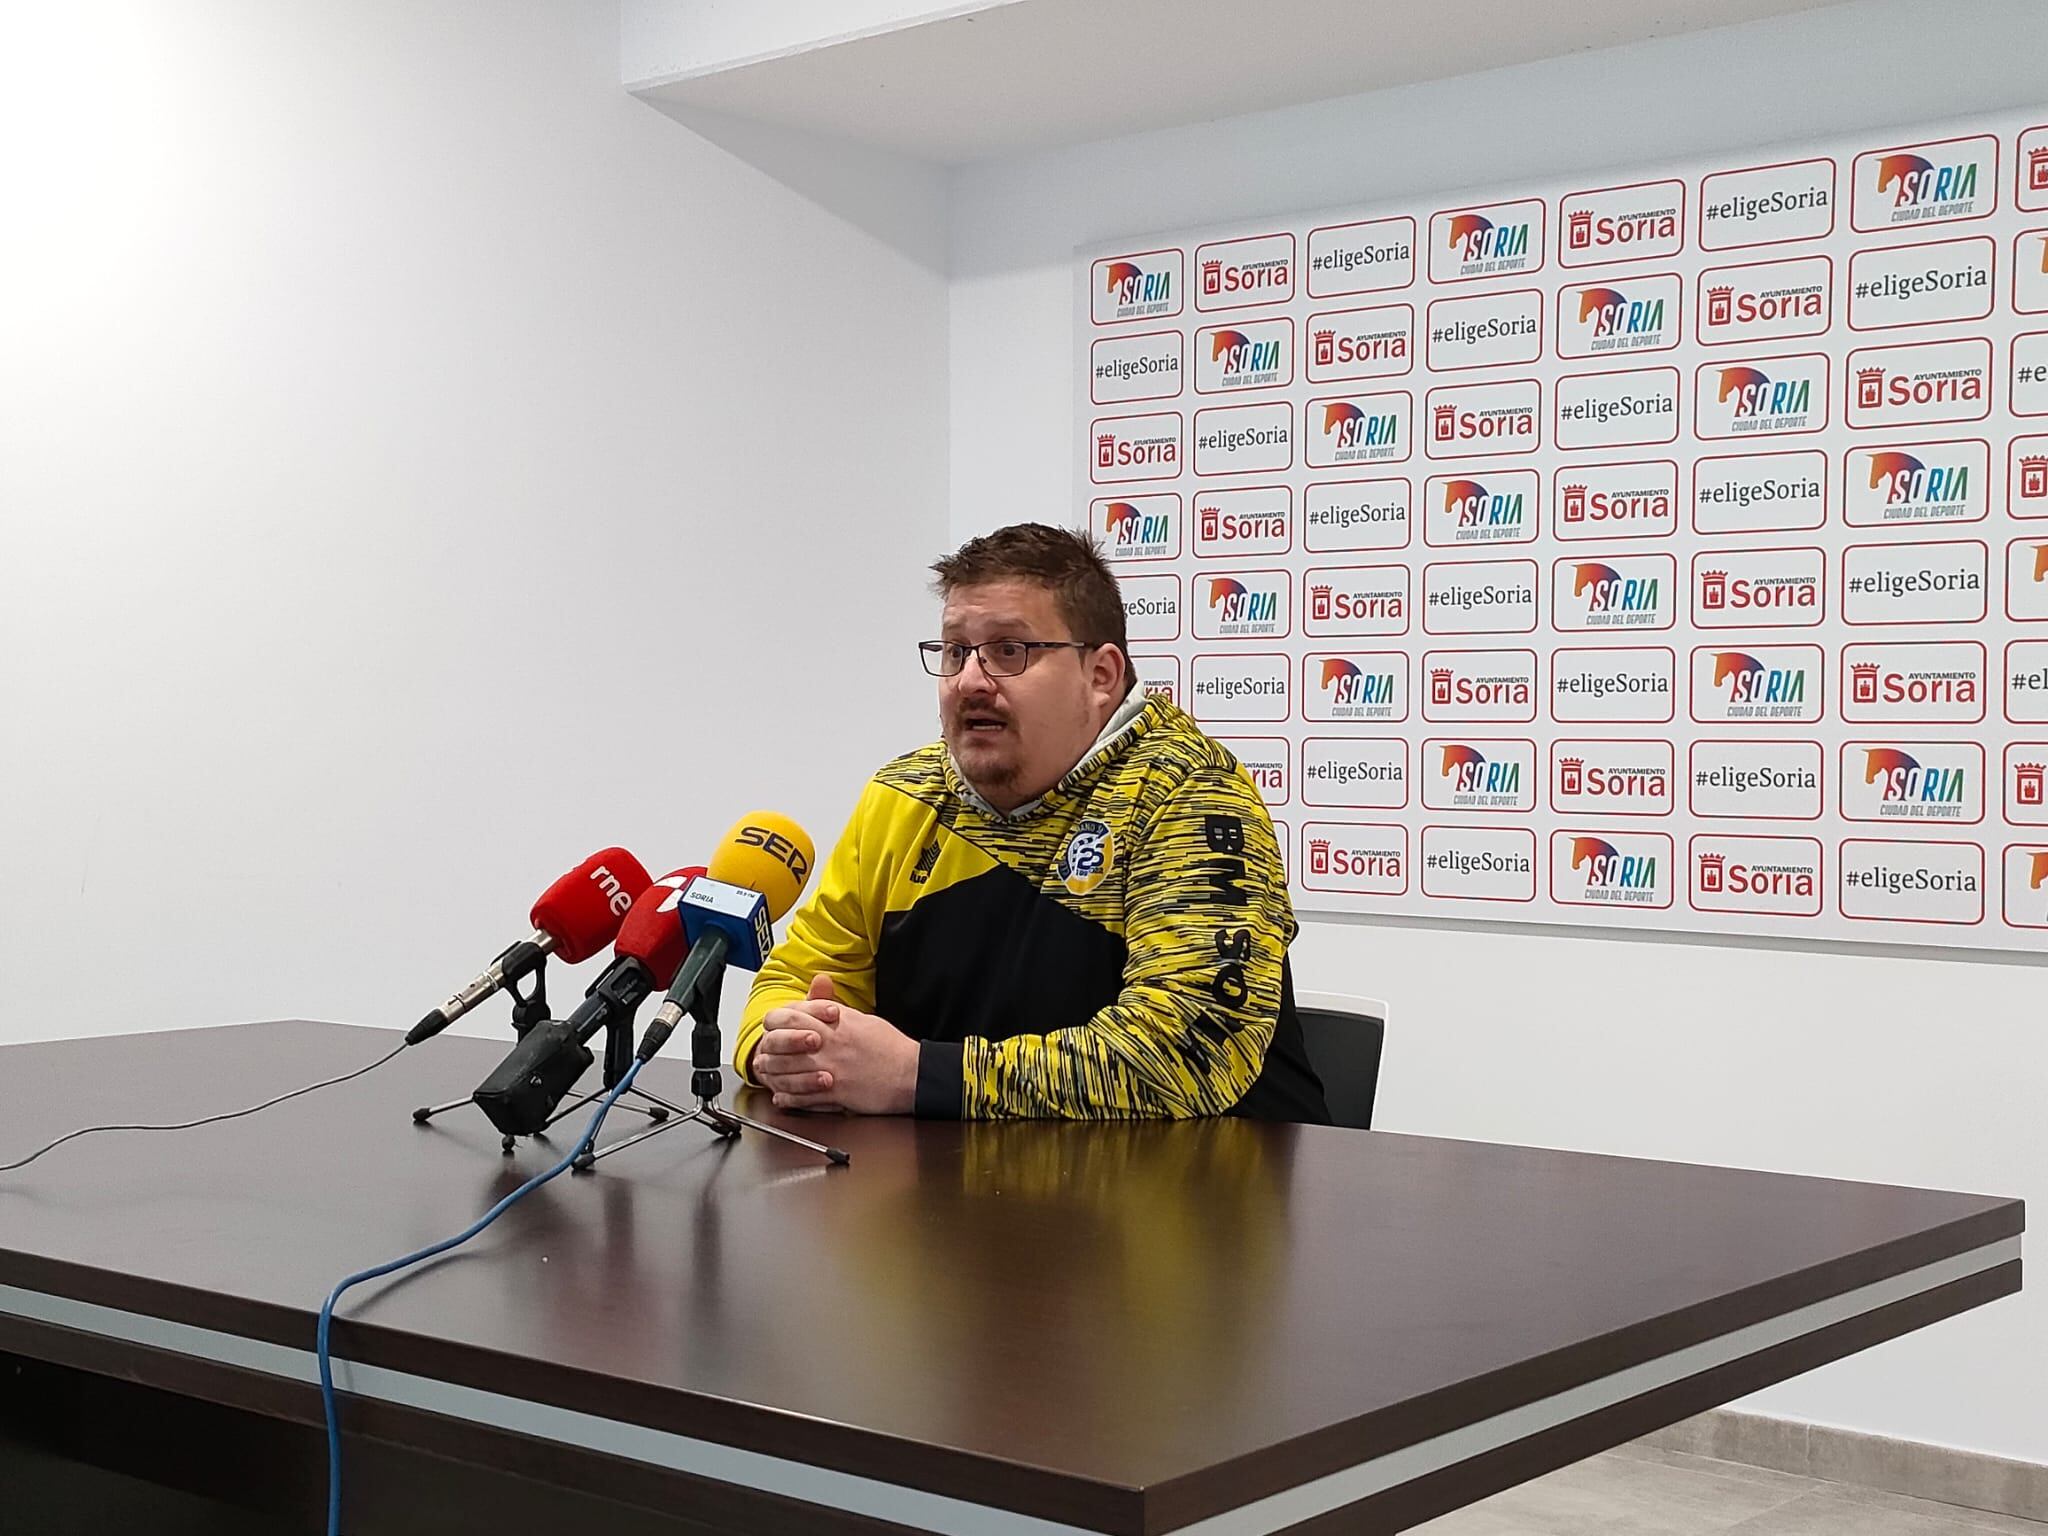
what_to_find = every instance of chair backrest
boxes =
[1293,991,1387,1130]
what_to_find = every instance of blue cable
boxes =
[316,1061,642,1536]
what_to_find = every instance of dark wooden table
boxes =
[0,1022,2024,1536]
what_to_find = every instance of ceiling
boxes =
[630,0,1855,166]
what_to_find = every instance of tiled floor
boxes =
[1412,1443,2048,1536]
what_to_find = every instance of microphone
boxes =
[471,868,700,1136]
[405,848,651,1046]
[637,813,816,1066]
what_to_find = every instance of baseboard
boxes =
[1638,1409,2048,1524]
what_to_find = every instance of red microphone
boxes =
[605,866,706,988]
[531,850,652,962]
[407,848,652,1045]
[471,867,702,1137]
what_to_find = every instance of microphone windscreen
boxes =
[705,813,815,921]
[530,847,652,963]
[612,867,700,985]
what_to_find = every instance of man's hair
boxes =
[930,523,1134,696]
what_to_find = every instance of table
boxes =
[0,1021,2024,1535]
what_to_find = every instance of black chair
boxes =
[1295,991,1387,1130]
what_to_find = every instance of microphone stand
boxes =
[407,957,673,1149]
[573,951,849,1172]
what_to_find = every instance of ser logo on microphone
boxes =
[738,824,812,883]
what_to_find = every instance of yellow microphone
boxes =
[703,812,815,924]
[637,813,816,1065]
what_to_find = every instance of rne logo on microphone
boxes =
[591,864,636,917]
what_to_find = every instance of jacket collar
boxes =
[944,692,1157,822]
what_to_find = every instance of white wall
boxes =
[0,1,947,1047]
[949,0,2048,1464]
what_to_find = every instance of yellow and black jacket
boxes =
[736,696,1329,1122]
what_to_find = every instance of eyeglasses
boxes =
[918,639,1097,677]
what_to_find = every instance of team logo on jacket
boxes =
[1057,819,1115,897]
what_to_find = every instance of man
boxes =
[734,523,1329,1122]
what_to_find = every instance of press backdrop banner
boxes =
[1076,106,2048,951]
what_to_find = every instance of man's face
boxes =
[938,579,1121,812]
